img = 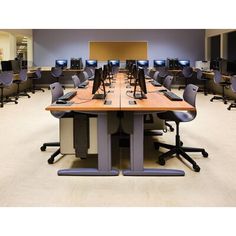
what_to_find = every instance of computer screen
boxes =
[1,61,12,71]
[178,60,190,68]
[55,59,68,68]
[126,60,136,69]
[153,60,166,67]
[137,60,149,68]
[86,60,97,67]
[108,60,120,67]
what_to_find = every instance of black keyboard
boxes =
[58,91,77,101]
[151,80,161,87]
[163,91,183,101]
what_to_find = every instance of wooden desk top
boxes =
[46,73,195,112]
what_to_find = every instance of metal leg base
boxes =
[122,168,185,176]
[58,168,119,176]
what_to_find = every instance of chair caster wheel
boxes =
[48,157,54,164]
[28,96,31,98]
[210,99,213,102]
[32,92,35,94]
[15,101,18,104]
[202,150,208,157]
[193,164,200,172]
[154,143,160,150]
[227,107,231,110]
[40,145,46,151]
[180,141,183,146]
[224,101,227,104]
[158,158,165,166]
[170,127,174,132]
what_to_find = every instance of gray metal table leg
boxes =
[122,112,185,176]
[58,112,119,176]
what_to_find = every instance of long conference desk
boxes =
[46,73,195,176]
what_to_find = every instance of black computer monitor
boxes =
[1,61,12,71]
[55,59,68,69]
[126,60,136,69]
[178,60,190,68]
[153,60,166,68]
[86,60,97,67]
[137,60,149,68]
[167,58,179,69]
[92,68,106,99]
[133,68,147,99]
[108,60,120,67]
[70,58,83,69]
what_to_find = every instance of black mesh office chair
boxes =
[30,68,45,93]
[155,84,208,172]
[14,69,31,99]
[227,75,236,110]
[210,70,231,104]
[40,82,73,164]
[178,66,193,90]
[0,71,18,108]
[84,67,94,80]
[195,68,209,95]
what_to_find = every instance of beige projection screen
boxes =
[89,41,148,60]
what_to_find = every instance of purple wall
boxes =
[33,29,205,67]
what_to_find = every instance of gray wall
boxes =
[33,29,205,67]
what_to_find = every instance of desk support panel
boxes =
[58,112,119,176]
[122,112,185,176]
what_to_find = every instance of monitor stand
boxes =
[134,92,147,99]
[92,93,106,99]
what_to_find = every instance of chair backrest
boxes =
[84,67,93,77]
[51,67,63,78]
[153,71,160,81]
[182,66,193,78]
[183,84,199,119]
[158,67,169,78]
[148,70,156,78]
[49,82,64,103]
[0,71,14,86]
[213,70,222,84]
[195,68,203,80]
[83,71,89,81]
[230,75,236,93]
[163,75,174,91]
[35,68,42,79]
[19,69,28,82]
[49,82,65,118]
[71,75,81,88]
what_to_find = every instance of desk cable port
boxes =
[104,100,112,105]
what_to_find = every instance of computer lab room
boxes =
[0,29,236,207]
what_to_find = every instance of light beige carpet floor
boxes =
[0,88,236,206]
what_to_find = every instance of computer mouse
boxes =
[56,99,67,104]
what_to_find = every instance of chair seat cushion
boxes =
[157,111,195,123]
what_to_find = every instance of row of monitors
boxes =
[55,59,190,69]
[85,59,190,68]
